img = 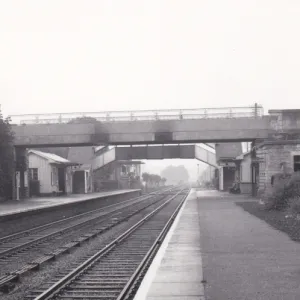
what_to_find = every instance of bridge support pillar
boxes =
[251,141,259,197]
[12,147,29,200]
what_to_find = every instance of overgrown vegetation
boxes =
[68,116,101,124]
[237,171,300,242]
[260,172,300,214]
[0,108,14,200]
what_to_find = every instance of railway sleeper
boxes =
[68,284,123,290]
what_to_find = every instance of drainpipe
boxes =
[251,141,257,197]
[84,171,87,194]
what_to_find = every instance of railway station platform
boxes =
[134,188,205,300]
[0,189,140,218]
[135,189,300,300]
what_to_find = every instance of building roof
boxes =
[236,151,251,160]
[116,160,145,165]
[28,150,79,166]
[34,147,70,159]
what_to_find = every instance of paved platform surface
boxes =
[134,189,300,300]
[0,189,139,217]
[134,188,205,300]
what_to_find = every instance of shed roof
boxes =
[28,150,79,166]
[116,160,145,165]
[236,151,251,160]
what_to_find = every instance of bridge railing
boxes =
[9,104,264,125]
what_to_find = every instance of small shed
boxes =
[28,150,79,196]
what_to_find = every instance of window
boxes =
[29,168,38,181]
[121,165,127,176]
[294,156,300,172]
[51,167,57,186]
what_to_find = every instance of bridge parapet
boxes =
[11,107,300,148]
[9,104,263,125]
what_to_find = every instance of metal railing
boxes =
[9,104,264,125]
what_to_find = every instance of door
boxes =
[58,168,66,194]
[73,171,85,194]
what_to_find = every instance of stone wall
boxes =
[257,142,300,190]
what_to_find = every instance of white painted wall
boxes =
[65,167,73,194]
[219,166,224,190]
[92,147,116,170]
[240,154,251,183]
[28,153,59,194]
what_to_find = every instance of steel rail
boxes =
[0,187,171,245]
[116,190,188,300]
[0,188,174,257]
[32,189,187,300]
[0,188,176,292]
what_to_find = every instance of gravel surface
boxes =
[0,194,179,300]
[236,201,300,242]
[0,192,140,238]
[30,195,183,300]
[0,194,166,276]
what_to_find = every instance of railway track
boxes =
[0,188,170,246]
[25,188,189,300]
[0,187,176,292]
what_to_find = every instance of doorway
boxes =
[58,168,66,194]
[73,171,85,194]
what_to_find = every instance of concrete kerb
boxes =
[0,190,141,222]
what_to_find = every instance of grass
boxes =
[236,201,300,242]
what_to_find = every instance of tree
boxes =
[142,172,162,188]
[153,174,161,186]
[161,165,189,185]
[161,177,167,186]
[0,108,14,200]
[142,172,150,184]
[68,116,101,124]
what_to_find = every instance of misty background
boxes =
[1,1,299,179]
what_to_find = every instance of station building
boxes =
[25,146,143,197]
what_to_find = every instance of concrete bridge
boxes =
[11,105,275,147]
[90,144,217,175]
[10,106,300,200]
[113,145,217,167]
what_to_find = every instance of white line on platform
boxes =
[133,189,194,300]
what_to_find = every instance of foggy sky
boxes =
[1,1,299,179]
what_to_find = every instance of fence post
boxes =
[254,103,258,118]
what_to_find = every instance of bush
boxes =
[261,173,291,210]
[261,172,300,212]
[287,197,300,215]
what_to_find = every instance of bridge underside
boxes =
[114,144,217,167]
